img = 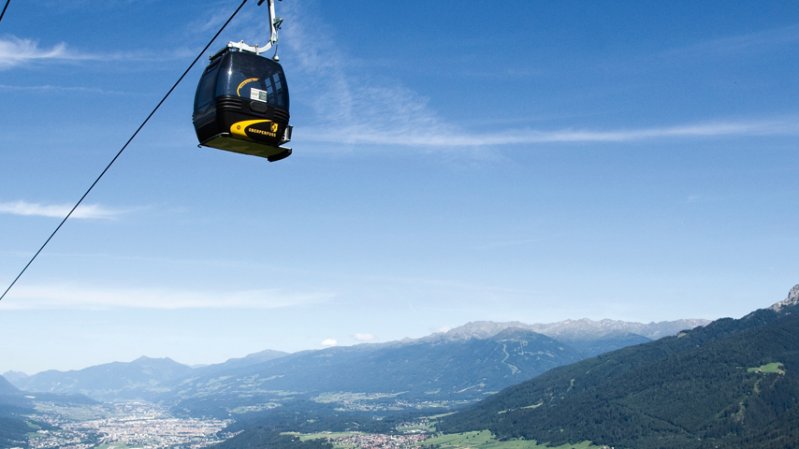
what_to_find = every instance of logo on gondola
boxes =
[231,119,278,140]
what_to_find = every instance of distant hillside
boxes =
[0,374,31,410]
[440,285,799,449]
[1,371,28,386]
[192,349,288,377]
[13,356,193,401]
[171,328,587,416]
[433,318,707,357]
[0,374,33,449]
[0,375,18,397]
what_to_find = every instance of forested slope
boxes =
[440,289,799,449]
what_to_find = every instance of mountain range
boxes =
[3,286,798,449]
[9,356,192,401]
[440,285,799,449]
[5,318,703,411]
[431,318,707,342]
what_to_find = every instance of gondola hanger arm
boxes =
[228,0,282,58]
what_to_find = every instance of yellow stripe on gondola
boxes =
[236,77,260,96]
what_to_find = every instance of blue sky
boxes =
[1,0,798,373]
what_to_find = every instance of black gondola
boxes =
[193,45,292,162]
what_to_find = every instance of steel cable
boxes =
[0,0,11,24]
[0,0,251,302]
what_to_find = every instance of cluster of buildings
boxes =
[26,402,232,449]
[329,432,430,449]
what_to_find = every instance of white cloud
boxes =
[0,201,123,220]
[320,338,337,347]
[280,4,457,150]
[279,5,799,151]
[0,35,192,71]
[0,36,89,70]
[299,117,799,148]
[352,333,376,342]
[4,284,333,310]
[665,24,799,58]
[0,83,133,95]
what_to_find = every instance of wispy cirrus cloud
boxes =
[0,35,194,71]
[5,284,334,310]
[0,201,125,220]
[280,5,799,151]
[0,83,133,95]
[300,117,799,148]
[279,4,455,150]
[665,23,799,58]
[0,36,91,70]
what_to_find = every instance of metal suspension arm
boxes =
[228,0,282,56]
[258,0,281,53]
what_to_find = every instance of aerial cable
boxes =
[0,0,10,25]
[0,0,251,303]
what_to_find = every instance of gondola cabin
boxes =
[193,46,292,162]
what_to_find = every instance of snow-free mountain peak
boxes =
[434,318,708,342]
[771,283,799,312]
[435,321,531,340]
[0,374,20,395]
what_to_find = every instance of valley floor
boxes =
[298,429,608,449]
[26,401,232,449]
[22,400,616,449]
